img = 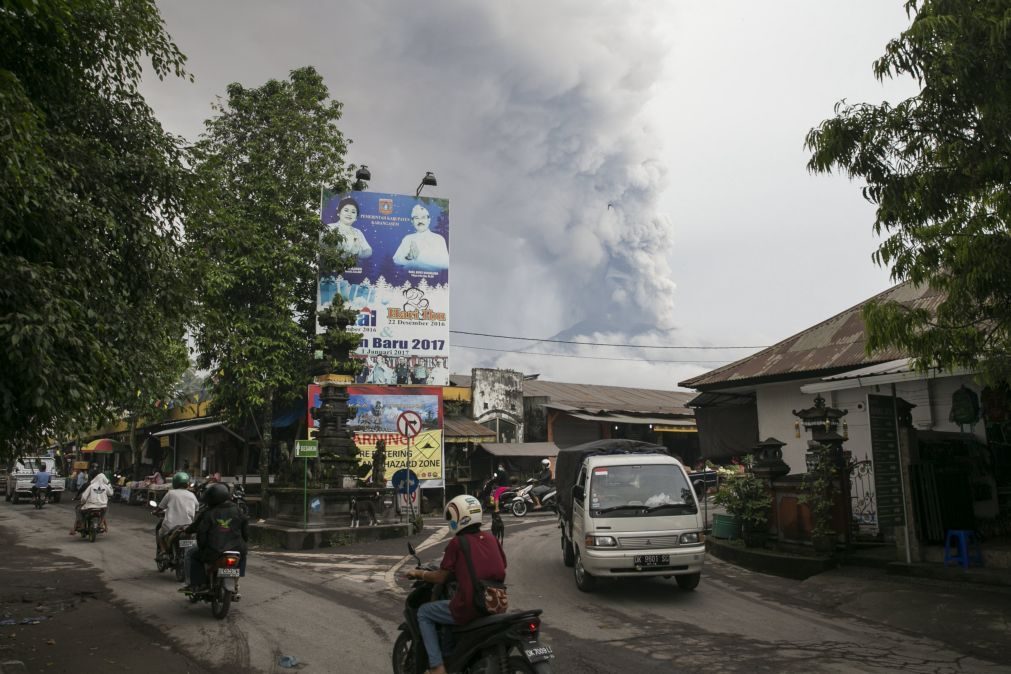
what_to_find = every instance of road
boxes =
[2,500,1009,673]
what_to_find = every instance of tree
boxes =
[806,0,1011,384]
[0,0,192,459]
[186,66,356,499]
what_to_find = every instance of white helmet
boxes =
[541,458,551,466]
[446,494,483,534]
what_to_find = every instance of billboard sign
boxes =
[318,191,450,385]
[307,384,444,484]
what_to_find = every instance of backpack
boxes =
[949,385,980,425]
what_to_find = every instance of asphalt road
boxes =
[2,500,1009,673]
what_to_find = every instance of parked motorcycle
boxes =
[150,500,196,582]
[393,542,553,673]
[181,550,242,620]
[510,480,556,518]
[231,483,249,518]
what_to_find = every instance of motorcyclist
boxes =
[30,460,52,503]
[154,471,198,561]
[405,495,506,674]
[478,469,512,514]
[180,482,248,594]
[70,468,111,534]
[530,458,553,510]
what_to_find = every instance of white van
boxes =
[556,442,705,592]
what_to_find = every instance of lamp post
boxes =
[352,165,371,192]
[415,171,437,197]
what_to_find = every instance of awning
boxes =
[152,420,226,437]
[800,358,971,394]
[479,442,560,458]
[444,417,496,442]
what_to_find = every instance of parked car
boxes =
[688,469,720,496]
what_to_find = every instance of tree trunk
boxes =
[259,389,273,517]
[129,415,140,478]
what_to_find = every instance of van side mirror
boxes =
[572,485,584,502]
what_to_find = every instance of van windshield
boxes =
[588,464,696,517]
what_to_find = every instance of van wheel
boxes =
[676,573,700,591]
[573,550,596,592]
[562,534,575,567]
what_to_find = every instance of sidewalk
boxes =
[708,536,1011,588]
[0,529,208,674]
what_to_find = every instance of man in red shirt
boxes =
[406,494,506,674]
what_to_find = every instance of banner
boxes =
[307,384,444,482]
[317,191,450,385]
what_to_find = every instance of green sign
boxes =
[295,439,319,458]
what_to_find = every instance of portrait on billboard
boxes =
[316,191,451,384]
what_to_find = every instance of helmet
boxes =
[203,482,230,507]
[445,494,483,534]
[172,472,190,489]
[541,458,551,466]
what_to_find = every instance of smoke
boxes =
[149,0,683,385]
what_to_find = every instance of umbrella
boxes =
[81,438,131,454]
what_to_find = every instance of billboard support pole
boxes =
[406,436,414,536]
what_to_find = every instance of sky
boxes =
[143,1,919,392]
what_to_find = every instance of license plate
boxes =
[633,554,670,567]
[178,539,195,548]
[523,643,553,663]
[218,568,240,577]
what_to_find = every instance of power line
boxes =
[453,343,733,364]
[450,330,766,350]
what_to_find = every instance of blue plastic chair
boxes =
[942,529,983,569]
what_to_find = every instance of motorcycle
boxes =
[181,550,242,620]
[80,508,106,542]
[32,486,50,510]
[510,480,556,518]
[231,483,250,518]
[393,542,553,673]
[150,500,196,582]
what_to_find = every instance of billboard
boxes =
[318,191,450,385]
[307,384,444,484]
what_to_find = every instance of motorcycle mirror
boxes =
[407,542,422,567]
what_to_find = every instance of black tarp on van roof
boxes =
[555,439,668,519]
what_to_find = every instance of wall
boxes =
[524,396,549,442]
[755,379,825,475]
[472,368,525,442]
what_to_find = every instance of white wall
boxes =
[755,379,826,474]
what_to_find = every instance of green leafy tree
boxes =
[806,0,1011,384]
[187,66,357,499]
[0,0,191,460]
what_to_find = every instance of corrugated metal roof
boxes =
[524,380,694,415]
[449,374,694,415]
[479,442,560,457]
[444,416,496,441]
[679,281,945,390]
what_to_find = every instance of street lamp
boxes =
[352,165,371,192]
[415,171,437,197]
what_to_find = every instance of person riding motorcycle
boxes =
[530,458,554,510]
[30,461,52,503]
[154,471,198,560]
[406,495,507,674]
[180,482,248,594]
[70,468,111,534]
